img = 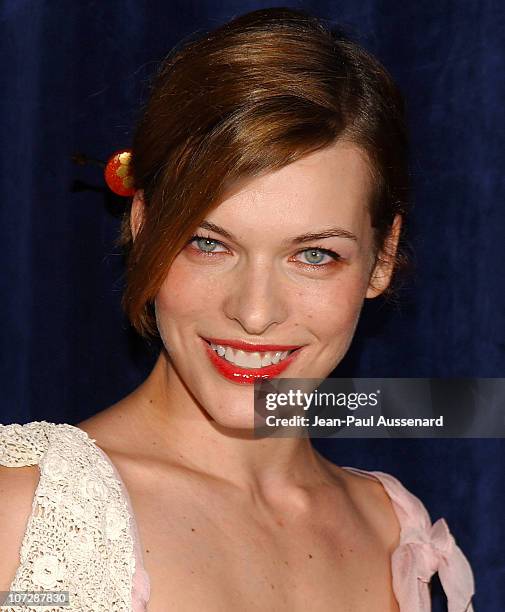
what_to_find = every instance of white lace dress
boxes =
[0,421,149,611]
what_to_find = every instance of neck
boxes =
[128,350,333,500]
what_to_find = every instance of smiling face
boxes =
[131,141,401,429]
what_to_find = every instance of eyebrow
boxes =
[197,220,358,245]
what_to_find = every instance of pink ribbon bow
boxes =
[392,517,475,612]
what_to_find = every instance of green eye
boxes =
[296,247,342,267]
[195,237,218,252]
[302,249,327,265]
[188,235,227,254]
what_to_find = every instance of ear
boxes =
[130,190,146,242]
[365,214,403,299]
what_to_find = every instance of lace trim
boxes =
[0,421,135,611]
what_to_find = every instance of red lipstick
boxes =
[201,338,302,385]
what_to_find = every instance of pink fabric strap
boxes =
[342,467,475,612]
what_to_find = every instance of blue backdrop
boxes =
[1,1,503,608]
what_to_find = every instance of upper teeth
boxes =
[210,343,292,368]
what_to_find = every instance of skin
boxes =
[0,140,403,610]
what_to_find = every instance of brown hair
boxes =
[116,7,410,340]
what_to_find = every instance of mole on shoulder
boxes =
[308,553,313,559]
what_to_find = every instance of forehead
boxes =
[211,141,374,237]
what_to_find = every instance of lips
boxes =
[201,337,302,385]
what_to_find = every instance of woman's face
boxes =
[136,141,400,429]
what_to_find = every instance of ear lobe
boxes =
[130,190,146,241]
[366,214,402,299]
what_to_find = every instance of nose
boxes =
[222,258,289,337]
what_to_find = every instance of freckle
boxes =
[276,519,283,526]
[348,548,353,553]
[145,549,150,553]
[308,553,313,559]
[270,583,275,589]
[284,560,289,566]
[364,588,369,592]
[191,528,196,532]
[339,552,344,558]
[149,399,153,403]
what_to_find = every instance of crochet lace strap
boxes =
[0,421,136,612]
[0,421,52,467]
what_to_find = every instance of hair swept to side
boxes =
[116,7,410,340]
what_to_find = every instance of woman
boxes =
[0,7,474,612]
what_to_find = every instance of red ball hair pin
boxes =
[104,149,135,196]
[71,148,135,197]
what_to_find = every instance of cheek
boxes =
[154,265,213,350]
[155,260,214,320]
[295,272,367,339]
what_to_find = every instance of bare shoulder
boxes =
[0,463,40,589]
[76,397,138,454]
[319,455,401,552]
[76,397,156,482]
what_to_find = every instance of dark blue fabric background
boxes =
[1,1,503,608]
